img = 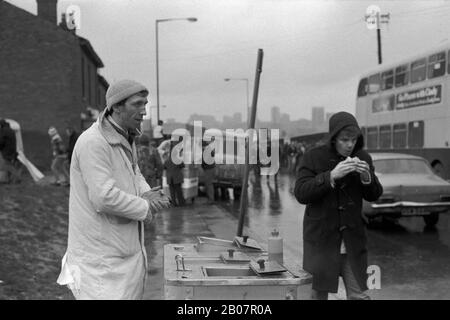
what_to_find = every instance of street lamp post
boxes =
[156,17,197,123]
[224,78,250,126]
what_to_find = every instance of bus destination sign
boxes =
[396,85,442,110]
[372,85,442,113]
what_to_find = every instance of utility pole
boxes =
[376,12,382,64]
[365,6,390,65]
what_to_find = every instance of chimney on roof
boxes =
[36,0,58,24]
[59,13,76,34]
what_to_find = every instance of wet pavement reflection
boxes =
[219,170,450,299]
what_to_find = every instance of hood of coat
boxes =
[327,111,364,156]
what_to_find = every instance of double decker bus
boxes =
[356,43,450,179]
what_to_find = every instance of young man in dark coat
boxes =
[294,111,383,300]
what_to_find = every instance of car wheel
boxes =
[423,213,439,228]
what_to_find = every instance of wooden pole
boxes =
[237,49,264,237]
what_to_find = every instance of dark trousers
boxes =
[169,183,185,206]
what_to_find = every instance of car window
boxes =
[373,159,433,174]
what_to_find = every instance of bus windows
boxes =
[408,121,424,148]
[379,125,392,149]
[381,70,394,90]
[428,51,446,79]
[411,58,427,83]
[393,123,407,148]
[357,78,368,97]
[372,94,394,113]
[395,64,409,87]
[368,73,381,94]
[367,126,378,149]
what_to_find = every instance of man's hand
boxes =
[142,186,165,202]
[353,157,371,183]
[147,198,171,212]
[141,188,172,220]
[330,157,358,181]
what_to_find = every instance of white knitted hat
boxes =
[105,79,148,110]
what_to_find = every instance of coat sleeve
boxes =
[78,139,149,221]
[294,150,333,205]
[135,147,152,194]
[136,164,151,195]
[361,154,383,202]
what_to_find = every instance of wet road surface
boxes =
[218,170,450,299]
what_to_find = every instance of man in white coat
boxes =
[57,79,171,299]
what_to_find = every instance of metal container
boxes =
[164,243,312,300]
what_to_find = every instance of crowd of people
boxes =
[279,139,328,174]
[280,141,305,174]
[0,118,81,186]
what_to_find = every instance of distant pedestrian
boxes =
[294,111,383,300]
[149,139,164,187]
[153,120,164,147]
[294,143,304,174]
[164,141,185,207]
[0,119,21,183]
[137,134,163,188]
[48,126,69,186]
[281,143,289,169]
[201,140,216,204]
[287,142,296,172]
[65,125,79,165]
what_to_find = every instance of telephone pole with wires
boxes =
[365,5,390,64]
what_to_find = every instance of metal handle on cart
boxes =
[175,254,191,272]
[257,259,265,270]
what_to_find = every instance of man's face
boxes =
[335,131,358,157]
[117,93,148,131]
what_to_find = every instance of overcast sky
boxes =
[7,0,450,123]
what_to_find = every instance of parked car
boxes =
[363,153,450,227]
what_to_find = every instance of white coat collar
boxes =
[97,109,133,153]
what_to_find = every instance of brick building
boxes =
[0,0,108,169]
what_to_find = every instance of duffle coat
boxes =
[294,112,383,293]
